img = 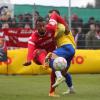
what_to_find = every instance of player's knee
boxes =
[49,59,55,71]
[50,53,58,59]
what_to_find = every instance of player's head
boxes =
[35,16,46,36]
[48,9,60,17]
[49,9,60,15]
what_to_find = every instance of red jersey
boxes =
[27,29,56,62]
[49,12,69,29]
[27,12,68,62]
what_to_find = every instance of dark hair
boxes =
[35,16,45,24]
[34,11,39,16]
[89,17,95,20]
[49,9,60,15]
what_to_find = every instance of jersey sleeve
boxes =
[49,12,66,37]
[55,23,65,37]
[49,12,66,26]
[49,12,69,32]
[27,33,36,62]
[45,24,57,32]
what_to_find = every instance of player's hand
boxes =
[43,58,50,70]
[23,62,31,66]
[44,52,52,65]
[45,52,52,62]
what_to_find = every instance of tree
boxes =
[95,0,100,8]
[86,3,94,8]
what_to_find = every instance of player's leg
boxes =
[49,48,66,88]
[35,49,59,97]
[63,72,75,94]
[49,70,55,94]
[51,44,75,91]
[49,70,60,97]
[61,44,75,94]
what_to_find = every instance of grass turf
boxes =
[0,74,100,100]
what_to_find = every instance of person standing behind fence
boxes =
[0,32,7,62]
[85,23,100,49]
[33,11,40,28]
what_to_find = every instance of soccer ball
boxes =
[53,57,67,71]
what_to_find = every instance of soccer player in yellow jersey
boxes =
[45,10,76,95]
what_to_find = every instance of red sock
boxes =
[49,71,56,93]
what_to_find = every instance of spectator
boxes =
[86,24,96,49]
[23,13,32,28]
[24,23,31,29]
[76,26,86,49]
[33,11,40,28]
[94,22,100,49]
[83,17,95,34]
[71,27,78,41]
[17,14,24,28]
[0,6,11,23]
[71,13,79,28]
[1,22,9,29]
[10,18,18,28]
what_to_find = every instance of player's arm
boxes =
[49,12,70,34]
[46,12,58,32]
[49,12,66,26]
[23,34,36,66]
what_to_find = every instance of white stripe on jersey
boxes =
[28,41,35,45]
[49,19,57,25]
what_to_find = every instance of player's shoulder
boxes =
[29,30,38,39]
[31,30,38,36]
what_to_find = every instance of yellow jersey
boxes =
[55,24,76,49]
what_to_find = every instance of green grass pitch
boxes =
[0,74,100,100]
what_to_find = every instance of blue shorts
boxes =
[53,44,75,67]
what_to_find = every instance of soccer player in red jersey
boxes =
[23,16,59,97]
